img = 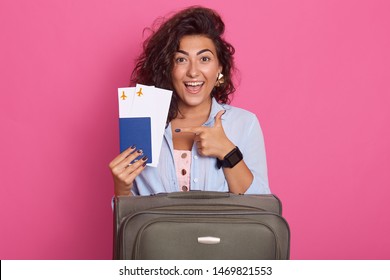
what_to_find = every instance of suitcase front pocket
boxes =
[124,215,284,260]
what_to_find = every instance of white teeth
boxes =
[185,82,203,87]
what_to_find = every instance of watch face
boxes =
[225,147,243,167]
[227,152,241,166]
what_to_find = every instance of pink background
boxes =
[1,0,389,259]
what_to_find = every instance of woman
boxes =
[109,6,270,196]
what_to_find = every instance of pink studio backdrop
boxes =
[0,0,389,259]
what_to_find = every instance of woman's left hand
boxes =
[176,110,235,159]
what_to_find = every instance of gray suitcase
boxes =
[114,191,290,259]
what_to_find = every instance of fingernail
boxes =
[130,144,136,149]
[142,162,147,167]
[175,128,181,132]
[222,110,226,116]
[142,156,148,161]
[137,149,143,154]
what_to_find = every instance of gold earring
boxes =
[215,73,224,87]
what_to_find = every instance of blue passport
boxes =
[119,117,152,163]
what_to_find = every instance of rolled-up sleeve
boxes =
[241,115,270,194]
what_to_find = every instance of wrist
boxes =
[218,142,236,160]
[115,182,133,196]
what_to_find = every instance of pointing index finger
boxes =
[175,127,203,134]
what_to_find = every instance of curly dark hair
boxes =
[130,6,236,123]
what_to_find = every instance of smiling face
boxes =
[172,35,222,113]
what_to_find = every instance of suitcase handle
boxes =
[167,191,230,199]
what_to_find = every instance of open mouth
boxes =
[184,81,204,94]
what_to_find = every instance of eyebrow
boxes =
[176,49,214,56]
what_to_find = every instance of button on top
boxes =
[181,153,187,159]
[182,185,188,192]
[181,169,187,176]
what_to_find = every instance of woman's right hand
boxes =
[109,146,148,196]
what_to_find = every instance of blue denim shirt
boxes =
[132,98,270,195]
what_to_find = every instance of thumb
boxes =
[214,110,225,127]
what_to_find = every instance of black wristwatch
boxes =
[216,146,243,169]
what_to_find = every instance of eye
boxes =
[200,56,211,62]
[175,57,187,64]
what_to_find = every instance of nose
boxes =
[186,61,199,78]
